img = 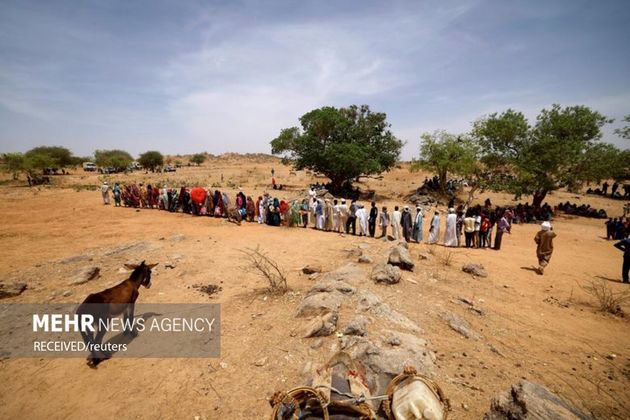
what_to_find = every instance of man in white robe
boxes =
[392,206,402,240]
[356,204,368,236]
[427,211,441,244]
[332,199,341,232]
[338,200,349,232]
[443,208,458,247]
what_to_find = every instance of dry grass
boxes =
[440,251,454,266]
[240,245,288,294]
[581,279,630,316]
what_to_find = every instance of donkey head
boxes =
[124,261,158,288]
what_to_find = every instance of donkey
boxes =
[76,261,157,367]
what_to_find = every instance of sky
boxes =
[1,0,629,160]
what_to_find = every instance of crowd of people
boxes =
[606,218,630,240]
[586,181,630,199]
[555,201,608,219]
[99,181,529,251]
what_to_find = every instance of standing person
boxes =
[606,218,615,240]
[479,213,490,248]
[427,211,440,244]
[391,206,402,240]
[338,199,349,231]
[300,199,309,228]
[324,199,333,231]
[443,208,457,247]
[534,221,557,275]
[494,210,511,250]
[356,204,368,236]
[112,183,121,207]
[368,202,378,238]
[611,182,619,197]
[602,181,609,195]
[463,211,475,248]
[315,199,325,230]
[332,199,341,232]
[474,212,482,248]
[456,210,464,247]
[412,206,423,243]
[401,206,413,242]
[614,236,630,284]
[346,200,357,235]
[379,206,390,238]
[101,181,110,205]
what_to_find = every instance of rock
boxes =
[396,241,409,249]
[418,252,430,260]
[371,263,402,284]
[303,312,338,337]
[308,279,356,296]
[0,282,27,299]
[170,234,186,242]
[308,273,319,281]
[358,255,373,264]
[388,245,415,271]
[343,316,369,336]
[297,292,343,318]
[70,266,100,285]
[485,381,590,420]
[342,331,435,396]
[442,312,481,340]
[357,290,420,332]
[462,263,488,278]
[317,263,365,286]
[254,357,268,367]
[302,265,322,275]
[219,361,228,369]
[62,290,73,297]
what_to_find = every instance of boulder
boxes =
[303,312,338,338]
[371,263,402,284]
[302,265,322,275]
[296,292,343,318]
[358,255,373,264]
[317,263,365,286]
[357,290,420,332]
[485,381,591,420]
[442,312,481,340]
[70,266,101,285]
[388,245,415,271]
[343,316,369,336]
[462,263,488,278]
[0,282,27,299]
[307,279,356,296]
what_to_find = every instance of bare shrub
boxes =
[240,246,288,294]
[440,251,454,266]
[581,280,630,316]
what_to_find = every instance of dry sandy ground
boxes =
[0,156,629,419]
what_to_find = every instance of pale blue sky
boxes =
[1,0,629,159]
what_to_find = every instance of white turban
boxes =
[541,221,551,231]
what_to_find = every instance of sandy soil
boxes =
[0,156,628,419]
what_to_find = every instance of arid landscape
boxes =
[0,155,628,419]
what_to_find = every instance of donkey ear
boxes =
[124,263,138,270]
[146,263,158,269]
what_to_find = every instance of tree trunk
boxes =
[532,189,547,208]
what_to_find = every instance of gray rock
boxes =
[297,292,343,318]
[357,290,420,332]
[358,255,373,264]
[302,264,322,275]
[462,263,488,278]
[388,245,415,271]
[170,234,187,242]
[70,266,101,285]
[317,263,365,286]
[485,381,591,420]
[343,316,369,336]
[303,312,338,337]
[0,282,27,299]
[308,279,356,296]
[371,263,402,284]
[442,312,481,340]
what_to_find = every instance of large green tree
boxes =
[271,105,403,192]
[411,131,480,194]
[614,114,630,140]
[25,146,74,168]
[94,149,133,172]
[138,150,164,171]
[190,153,206,166]
[471,105,613,207]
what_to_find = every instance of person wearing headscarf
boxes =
[379,206,390,239]
[401,206,413,242]
[315,199,325,230]
[443,208,458,247]
[101,181,110,205]
[493,209,511,250]
[391,206,402,240]
[356,204,368,236]
[112,183,121,207]
[159,186,168,210]
[324,199,333,231]
[270,198,281,226]
[368,202,378,238]
[300,199,309,228]
[214,190,225,217]
[246,196,256,222]
[534,221,556,275]
[412,206,423,242]
[463,211,476,248]
[427,211,441,244]
[290,200,301,227]
[222,192,230,213]
[614,235,630,284]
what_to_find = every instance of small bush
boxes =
[581,280,630,316]
[240,246,288,294]
[440,251,454,266]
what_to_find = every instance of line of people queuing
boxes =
[586,182,630,199]
[606,217,630,240]
[555,201,608,219]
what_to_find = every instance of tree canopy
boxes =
[411,131,479,193]
[138,150,164,171]
[471,105,615,206]
[614,114,630,140]
[271,105,403,192]
[94,149,133,172]
[25,146,74,168]
[190,153,206,165]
